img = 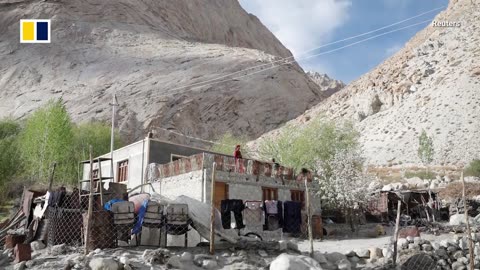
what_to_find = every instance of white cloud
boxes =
[239,0,351,57]
[385,44,403,56]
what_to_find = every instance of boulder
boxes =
[278,240,288,251]
[202,259,218,269]
[406,236,414,243]
[368,248,383,260]
[166,255,183,269]
[337,259,351,270]
[89,258,119,270]
[422,244,433,251]
[452,261,466,270]
[180,252,193,262]
[313,252,328,264]
[30,241,46,251]
[50,244,67,255]
[142,249,170,265]
[258,250,268,257]
[453,250,465,259]
[408,243,420,251]
[397,238,408,248]
[450,214,471,226]
[406,177,426,188]
[382,248,392,259]
[325,252,348,263]
[269,253,322,270]
[14,261,26,270]
[354,249,370,258]
[413,237,421,245]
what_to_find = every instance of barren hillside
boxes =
[0,0,330,145]
[250,0,480,166]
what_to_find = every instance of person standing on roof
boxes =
[234,145,243,173]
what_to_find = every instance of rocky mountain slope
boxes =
[250,0,480,166]
[0,0,332,146]
[307,72,345,98]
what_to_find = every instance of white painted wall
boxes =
[150,170,204,201]
[82,139,147,190]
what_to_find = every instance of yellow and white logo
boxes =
[20,19,51,43]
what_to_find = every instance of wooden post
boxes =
[462,171,475,270]
[392,201,402,268]
[209,162,217,255]
[304,176,314,257]
[47,162,57,192]
[84,146,94,255]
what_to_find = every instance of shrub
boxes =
[404,171,436,180]
[465,160,480,177]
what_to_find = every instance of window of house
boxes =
[117,160,129,182]
[262,187,278,201]
[171,154,187,162]
[291,190,305,208]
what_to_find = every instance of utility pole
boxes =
[110,93,119,182]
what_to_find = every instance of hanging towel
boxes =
[244,201,263,226]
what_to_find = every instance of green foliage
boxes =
[210,132,251,158]
[0,119,22,200]
[19,99,76,184]
[418,130,434,165]
[404,170,436,180]
[465,159,480,177]
[258,117,359,173]
[74,122,123,161]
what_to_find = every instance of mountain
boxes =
[307,72,345,98]
[0,0,335,146]
[250,0,480,167]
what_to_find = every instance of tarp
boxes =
[174,195,238,244]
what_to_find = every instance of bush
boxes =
[465,159,480,177]
[404,171,436,180]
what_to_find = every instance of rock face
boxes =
[307,72,345,98]
[250,0,480,166]
[0,0,331,146]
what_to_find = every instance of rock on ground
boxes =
[269,253,322,270]
[89,258,119,270]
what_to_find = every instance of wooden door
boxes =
[214,182,229,210]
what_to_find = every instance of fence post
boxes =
[304,175,314,257]
[209,162,217,255]
[462,171,475,270]
[84,145,94,255]
[392,201,401,268]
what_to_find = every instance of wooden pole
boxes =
[462,171,475,270]
[305,176,314,257]
[392,201,402,268]
[209,162,217,255]
[84,146,94,255]
[47,162,57,192]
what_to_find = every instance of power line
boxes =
[121,18,434,103]
[118,5,445,102]
[150,126,232,146]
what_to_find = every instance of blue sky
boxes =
[239,0,449,83]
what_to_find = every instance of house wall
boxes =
[148,170,204,201]
[82,139,147,190]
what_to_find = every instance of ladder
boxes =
[78,157,114,208]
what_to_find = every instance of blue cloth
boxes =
[132,199,149,234]
[104,199,124,211]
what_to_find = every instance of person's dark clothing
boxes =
[283,201,302,233]
[221,199,245,229]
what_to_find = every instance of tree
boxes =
[316,148,374,231]
[259,117,359,174]
[19,99,76,184]
[74,121,123,162]
[418,130,434,176]
[0,119,22,199]
[210,132,251,158]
